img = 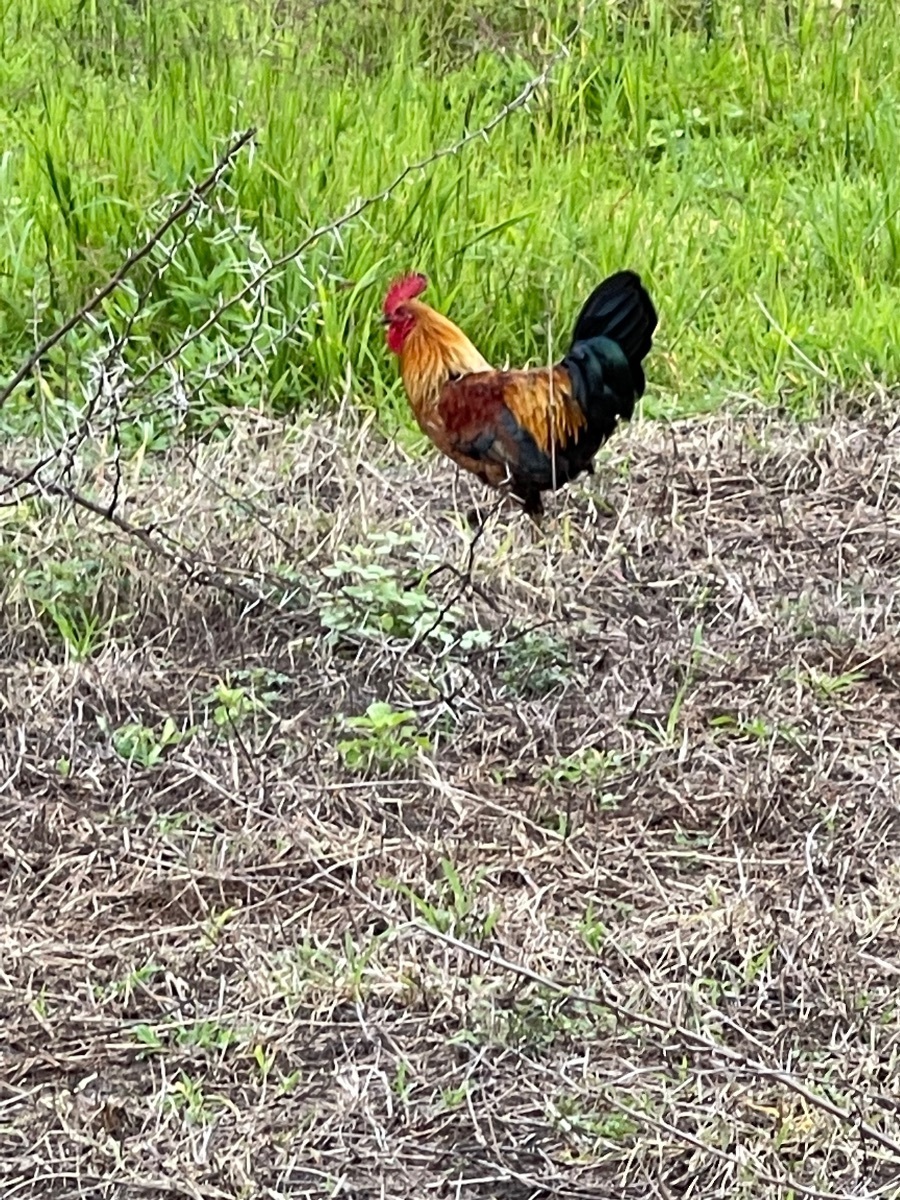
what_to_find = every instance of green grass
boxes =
[1,0,899,437]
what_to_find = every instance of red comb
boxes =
[383,272,428,317]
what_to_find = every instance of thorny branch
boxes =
[0,126,257,411]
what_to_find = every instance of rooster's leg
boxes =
[466,491,516,530]
[519,487,544,520]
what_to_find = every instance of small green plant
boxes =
[208,682,263,730]
[274,927,391,1006]
[154,809,215,835]
[392,1057,414,1102]
[130,1018,242,1056]
[801,666,867,699]
[709,713,806,750]
[200,905,237,948]
[551,1095,638,1142]
[580,904,607,955]
[179,1020,241,1051]
[99,961,163,1003]
[441,1082,469,1110]
[499,631,571,698]
[274,941,340,1003]
[384,859,500,941]
[486,991,608,1052]
[29,986,52,1025]
[337,702,431,775]
[744,943,775,985]
[109,717,185,767]
[320,535,462,646]
[278,1070,301,1095]
[23,558,113,661]
[535,808,573,838]
[541,748,608,787]
[43,604,108,661]
[252,1043,277,1084]
[321,560,439,638]
[198,670,286,736]
[165,1073,233,1125]
[541,747,639,812]
[132,1024,164,1054]
[634,624,705,745]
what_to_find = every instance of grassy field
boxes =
[2,0,900,431]
[3,1,900,1198]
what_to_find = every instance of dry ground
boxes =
[2,399,900,1198]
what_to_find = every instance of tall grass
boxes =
[1,0,898,435]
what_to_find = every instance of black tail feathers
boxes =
[569,270,657,392]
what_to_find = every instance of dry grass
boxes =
[2,399,900,1198]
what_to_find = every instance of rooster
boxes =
[383,269,657,517]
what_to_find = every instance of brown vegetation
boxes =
[2,400,899,1198]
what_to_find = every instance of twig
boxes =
[26,477,268,608]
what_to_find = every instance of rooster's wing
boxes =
[435,367,588,505]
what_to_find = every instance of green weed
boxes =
[800,666,867,699]
[108,717,185,768]
[131,1017,242,1057]
[385,858,501,941]
[499,631,572,698]
[552,1095,639,1142]
[540,747,629,805]
[98,961,163,1004]
[320,534,462,645]
[21,557,114,660]
[337,701,432,775]
[272,930,391,1006]
[165,1073,234,1124]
